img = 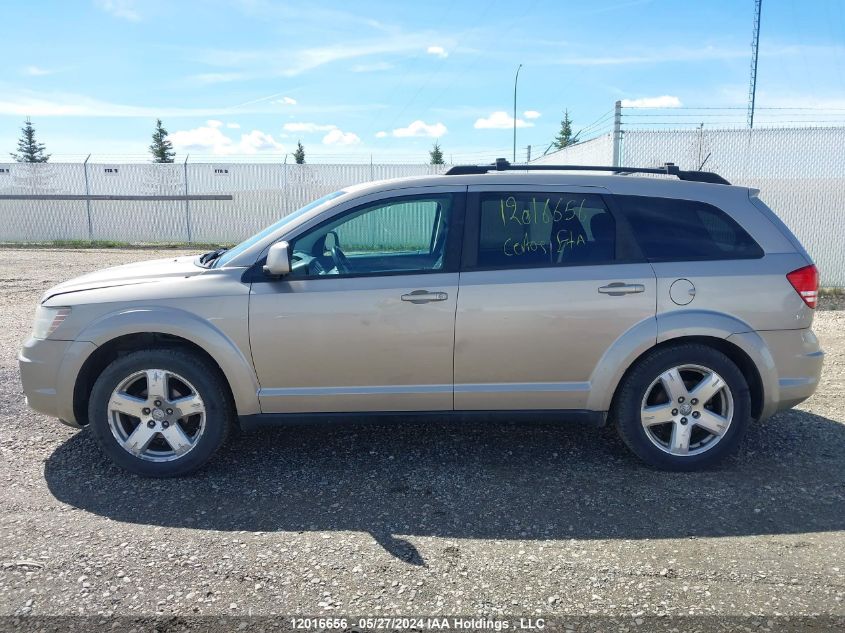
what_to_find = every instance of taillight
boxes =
[787,264,818,309]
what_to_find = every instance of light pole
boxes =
[513,63,522,163]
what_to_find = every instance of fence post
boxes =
[183,154,192,243]
[83,154,93,241]
[612,100,622,167]
[283,154,288,216]
[526,145,532,162]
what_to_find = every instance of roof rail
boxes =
[444,158,731,185]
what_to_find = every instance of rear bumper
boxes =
[759,328,824,414]
[18,337,96,428]
[728,328,823,420]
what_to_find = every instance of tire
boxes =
[88,348,233,477]
[611,343,751,471]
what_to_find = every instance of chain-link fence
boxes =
[531,126,845,287]
[0,162,448,245]
[3,128,844,287]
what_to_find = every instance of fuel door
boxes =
[669,278,696,306]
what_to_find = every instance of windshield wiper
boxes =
[199,248,227,266]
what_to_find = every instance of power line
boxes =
[623,112,845,117]
[413,0,541,119]
[579,109,615,134]
[621,106,845,111]
[619,121,845,126]
[382,1,498,131]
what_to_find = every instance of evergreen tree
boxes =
[429,141,445,165]
[553,110,580,150]
[10,118,50,163]
[293,141,306,164]
[149,119,175,163]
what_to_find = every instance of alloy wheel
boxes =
[107,369,206,462]
[640,364,734,456]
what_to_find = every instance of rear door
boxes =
[454,184,657,411]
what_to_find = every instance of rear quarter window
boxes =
[616,195,763,261]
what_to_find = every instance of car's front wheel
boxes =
[612,343,751,470]
[88,348,233,477]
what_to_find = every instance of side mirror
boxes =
[263,241,291,276]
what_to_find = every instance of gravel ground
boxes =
[0,248,843,622]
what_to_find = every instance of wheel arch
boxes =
[607,335,766,421]
[64,307,261,426]
[73,332,244,426]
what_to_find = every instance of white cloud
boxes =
[375,131,388,138]
[474,111,533,130]
[351,61,394,73]
[193,72,246,84]
[22,65,55,77]
[283,122,337,133]
[94,0,140,21]
[194,31,455,81]
[0,91,207,117]
[392,120,447,138]
[0,88,381,118]
[545,43,838,68]
[169,125,232,154]
[523,110,541,119]
[551,48,746,67]
[226,122,241,129]
[206,119,223,128]
[278,96,297,105]
[238,129,286,154]
[169,124,284,155]
[322,129,361,145]
[620,95,682,108]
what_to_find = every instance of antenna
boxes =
[747,0,762,128]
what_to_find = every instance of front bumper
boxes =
[18,337,96,427]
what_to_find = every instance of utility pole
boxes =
[747,0,762,128]
[513,63,523,163]
[612,100,622,167]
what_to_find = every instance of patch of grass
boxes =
[820,287,844,296]
[0,240,234,250]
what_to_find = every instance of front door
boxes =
[249,188,465,413]
[454,185,657,411]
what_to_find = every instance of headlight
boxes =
[32,306,71,340]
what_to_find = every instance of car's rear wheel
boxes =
[611,344,751,470]
[88,348,233,477]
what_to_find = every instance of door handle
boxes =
[401,290,448,303]
[598,282,645,296]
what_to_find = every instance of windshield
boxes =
[212,190,347,268]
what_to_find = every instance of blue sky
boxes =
[1,0,844,162]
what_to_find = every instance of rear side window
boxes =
[475,192,616,268]
[616,195,763,261]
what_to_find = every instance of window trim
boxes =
[612,194,765,263]
[461,190,645,272]
[247,191,467,283]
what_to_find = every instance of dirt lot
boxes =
[0,248,843,622]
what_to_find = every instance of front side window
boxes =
[289,194,453,277]
[616,195,763,261]
[475,192,616,268]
